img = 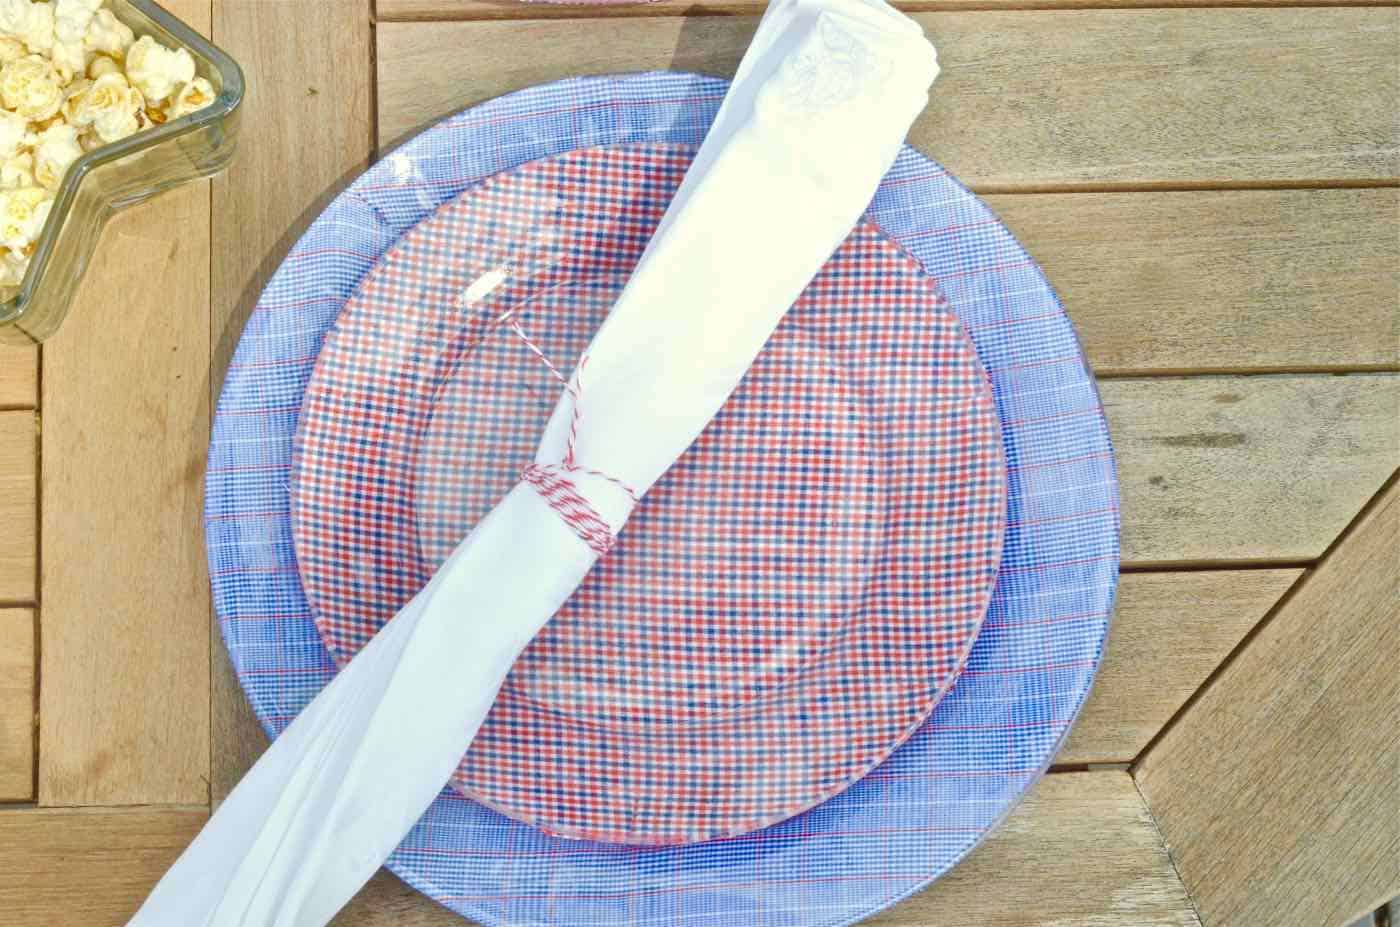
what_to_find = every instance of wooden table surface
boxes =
[2,1,1398,924]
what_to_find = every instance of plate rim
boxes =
[208,70,1119,927]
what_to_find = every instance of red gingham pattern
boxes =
[289,144,1007,845]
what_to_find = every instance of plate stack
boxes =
[208,72,1118,927]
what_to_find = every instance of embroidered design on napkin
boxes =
[780,15,891,110]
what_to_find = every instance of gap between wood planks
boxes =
[204,0,216,817]
[369,0,382,155]
[11,374,41,806]
[0,801,210,811]
[376,0,1400,22]
[1129,465,1400,768]
[32,343,41,807]
[1118,559,1314,572]
[963,178,1400,195]
[1131,772,1206,927]
[1095,364,1400,378]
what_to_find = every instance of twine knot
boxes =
[505,316,638,556]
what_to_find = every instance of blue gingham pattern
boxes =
[208,72,1119,926]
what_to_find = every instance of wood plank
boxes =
[0,609,33,800]
[332,872,466,925]
[1135,477,1400,927]
[207,0,374,803]
[210,635,267,803]
[376,10,1400,185]
[242,770,1198,925]
[0,805,459,926]
[39,197,212,806]
[869,772,1198,926]
[0,806,206,925]
[210,0,374,392]
[0,412,34,603]
[325,772,1199,925]
[986,189,1400,374]
[1058,569,1298,765]
[37,0,213,810]
[380,0,1379,19]
[1107,373,1399,564]
[0,346,36,408]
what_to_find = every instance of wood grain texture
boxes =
[324,772,1198,925]
[1058,569,1298,764]
[210,625,266,803]
[39,195,211,806]
[867,772,1198,926]
[331,872,466,925]
[0,806,206,925]
[210,0,374,391]
[39,0,212,807]
[1107,373,1399,564]
[380,0,1383,19]
[0,412,34,603]
[1136,477,1400,927]
[0,609,33,801]
[206,0,374,804]
[376,10,1400,185]
[0,347,36,408]
[986,189,1400,374]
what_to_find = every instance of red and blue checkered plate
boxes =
[289,143,1007,845]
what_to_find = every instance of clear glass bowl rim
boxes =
[0,0,246,328]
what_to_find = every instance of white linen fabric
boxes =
[129,1,937,923]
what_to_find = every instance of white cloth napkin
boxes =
[130,2,937,923]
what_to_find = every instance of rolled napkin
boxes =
[130,2,937,924]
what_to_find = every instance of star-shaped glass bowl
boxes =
[0,0,243,346]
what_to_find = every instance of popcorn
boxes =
[85,51,114,77]
[0,54,63,120]
[33,120,80,189]
[65,70,140,142]
[0,0,34,37]
[0,150,33,187]
[82,8,129,59]
[0,252,25,286]
[28,111,61,134]
[123,33,190,103]
[0,35,24,63]
[0,185,52,258]
[55,0,101,45]
[0,0,215,292]
[58,73,85,120]
[49,37,84,81]
[0,108,25,158]
[26,1,54,53]
[168,76,212,120]
[0,0,54,54]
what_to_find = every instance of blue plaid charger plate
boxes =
[207,72,1119,927]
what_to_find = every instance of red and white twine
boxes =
[508,318,638,556]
